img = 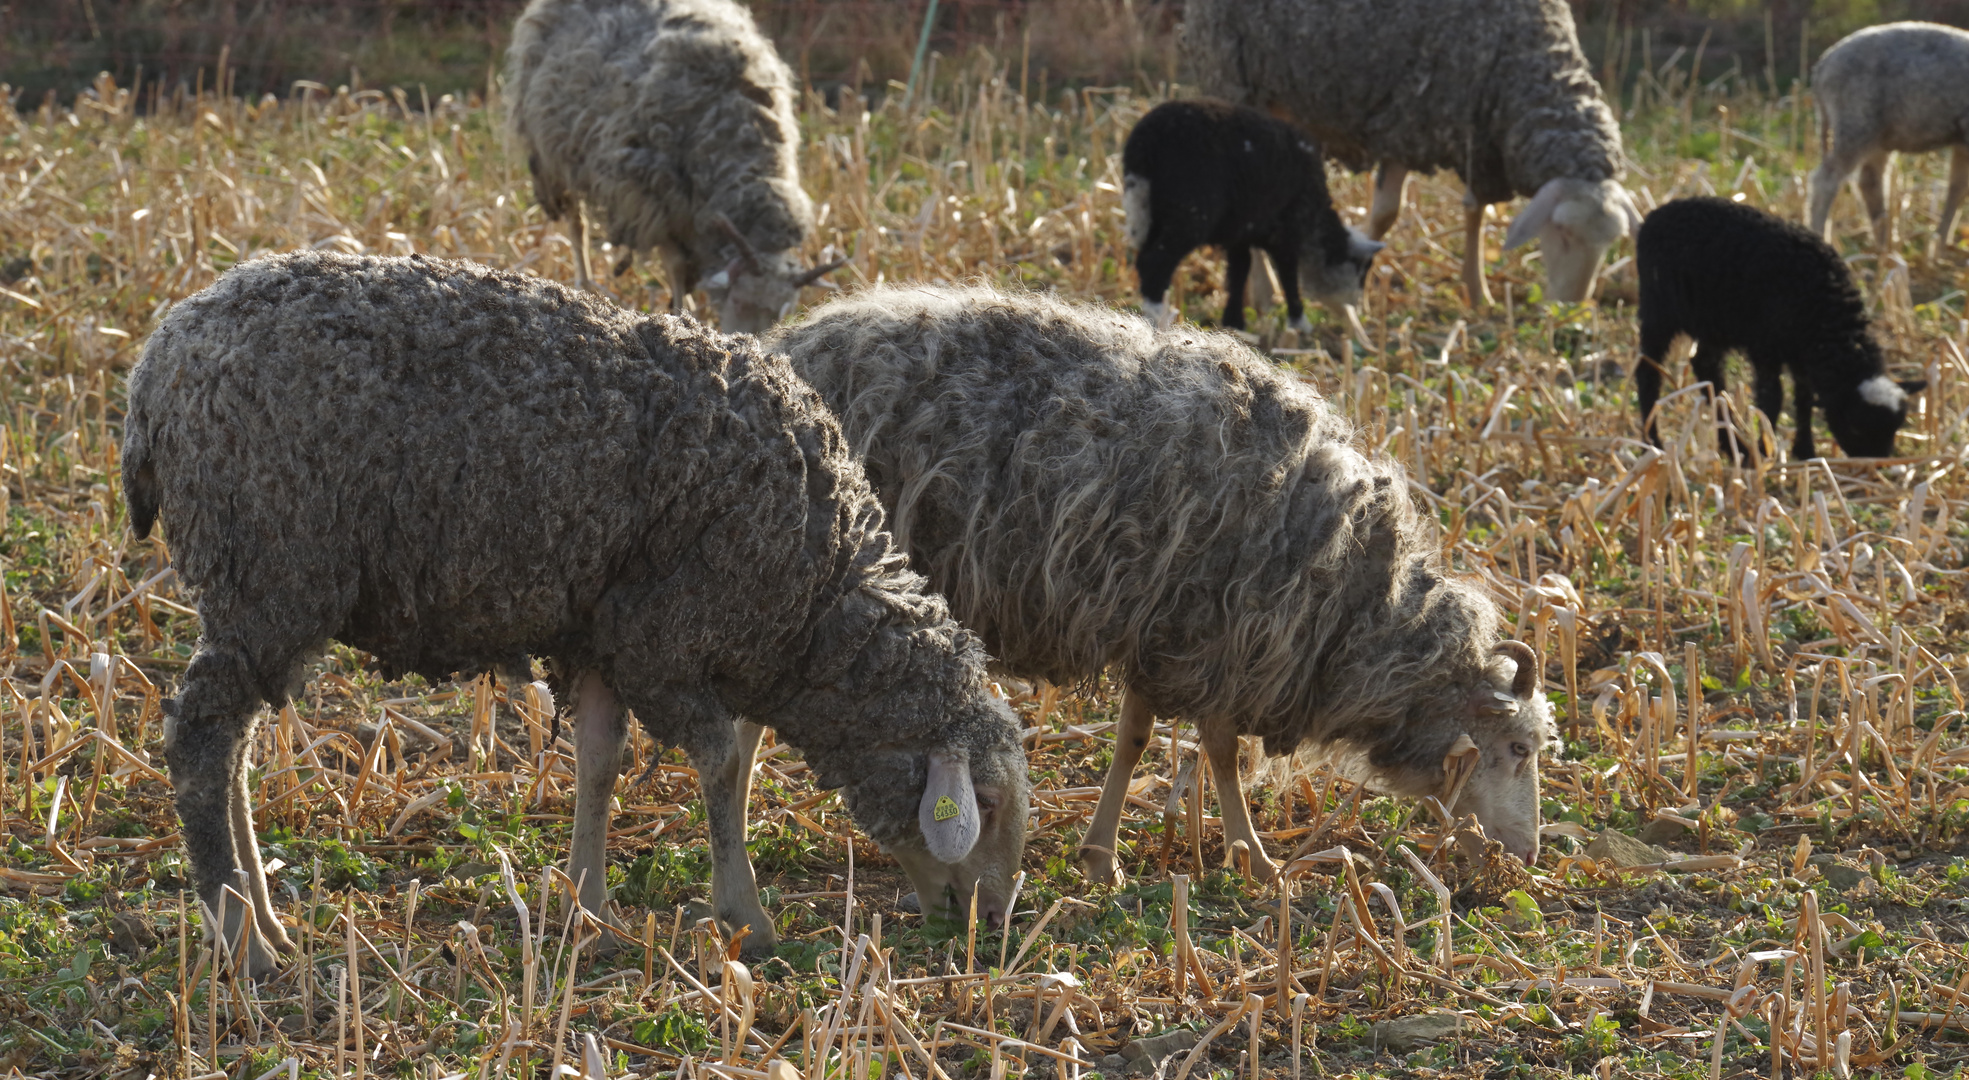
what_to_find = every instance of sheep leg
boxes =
[164,643,288,978]
[572,201,594,290]
[569,671,628,935]
[1245,251,1277,322]
[1808,144,1859,241]
[1857,151,1893,249]
[228,759,294,960]
[689,720,777,955]
[1369,163,1408,240]
[1461,202,1493,309]
[1937,146,1969,252]
[1198,717,1278,882]
[1076,687,1155,887]
[1689,342,1740,463]
[1786,367,1818,461]
[1134,234,1186,329]
[1752,361,1787,462]
[1269,247,1308,332]
[661,248,695,316]
[1221,245,1253,330]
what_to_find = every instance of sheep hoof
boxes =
[1076,844,1126,888]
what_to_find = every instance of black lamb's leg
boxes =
[1268,246,1307,331]
[1221,244,1252,331]
[1789,369,1818,460]
[1135,232,1187,329]
[1690,342,1740,462]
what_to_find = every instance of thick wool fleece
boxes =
[770,284,1547,780]
[122,252,1021,845]
[1635,197,1913,460]
[506,0,812,283]
[1184,0,1624,203]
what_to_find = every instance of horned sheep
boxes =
[1807,22,1969,250]
[121,252,1030,974]
[769,284,1554,884]
[1122,99,1383,334]
[1636,197,1925,462]
[506,0,842,330]
[1184,0,1641,308]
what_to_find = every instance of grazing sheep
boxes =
[769,284,1554,884]
[1185,0,1641,307]
[1808,22,1969,250]
[1122,99,1383,333]
[1636,197,1926,461]
[122,252,1029,975]
[506,0,843,330]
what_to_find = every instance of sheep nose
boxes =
[983,905,1006,930]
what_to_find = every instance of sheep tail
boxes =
[122,419,160,540]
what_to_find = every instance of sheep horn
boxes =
[790,256,850,288]
[712,212,763,272]
[1493,640,1540,698]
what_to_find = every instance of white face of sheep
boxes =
[1503,178,1644,304]
[1442,641,1555,865]
[1301,227,1386,311]
[884,742,1031,931]
[703,251,808,336]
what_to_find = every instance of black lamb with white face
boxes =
[1635,196,1925,461]
[1122,98,1382,333]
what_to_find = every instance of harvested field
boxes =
[4,45,1969,1080]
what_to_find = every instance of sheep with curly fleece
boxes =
[1636,197,1926,461]
[1185,0,1640,308]
[122,252,1029,975]
[507,0,841,328]
[770,284,1553,885]
[1808,22,1969,250]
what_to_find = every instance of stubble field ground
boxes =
[4,46,1969,1080]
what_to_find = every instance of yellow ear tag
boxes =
[933,795,961,822]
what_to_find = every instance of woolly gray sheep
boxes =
[1807,22,1969,250]
[506,0,842,330]
[769,284,1554,884]
[1185,0,1641,308]
[122,252,1029,974]
[1637,197,1925,461]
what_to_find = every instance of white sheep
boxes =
[1185,0,1642,308]
[506,0,842,330]
[1807,21,1969,250]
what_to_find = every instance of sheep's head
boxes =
[1822,372,1928,458]
[1299,225,1385,312]
[846,696,1030,931]
[706,214,847,334]
[1503,178,1642,303]
[1440,641,1557,865]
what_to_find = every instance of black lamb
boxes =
[1123,99,1382,332]
[1635,196,1925,461]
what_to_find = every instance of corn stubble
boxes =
[3,53,1969,1080]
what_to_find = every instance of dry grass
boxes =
[4,50,1969,1080]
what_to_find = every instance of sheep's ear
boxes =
[1346,228,1385,262]
[919,750,981,863]
[1614,186,1644,235]
[1503,179,1569,251]
[1439,734,1481,808]
[1901,378,1929,396]
[703,270,730,291]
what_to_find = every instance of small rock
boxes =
[1585,829,1669,868]
[448,861,496,881]
[1811,858,1870,892]
[108,911,158,955]
[1100,1053,1129,1075]
[1372,1011,1466,1051]
[897,892,921,914]
[277,1013,309,1036]
[1637,816,1693,846]
[1120,1027,1199,1066]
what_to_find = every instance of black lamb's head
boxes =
[1823,370,1927,458]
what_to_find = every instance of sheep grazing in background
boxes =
[122,253,1029,974]
[1635,197,1926,461]
[770,285,1554,884]
[1185,0,1640,308]
[1808,22,1969,250]
[1122,99,1383,334]
[506,0,843,331]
